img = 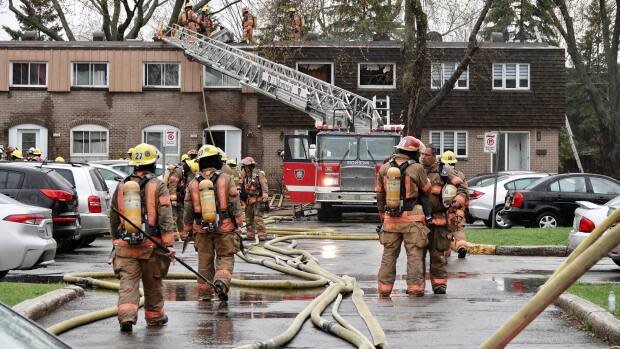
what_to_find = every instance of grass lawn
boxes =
[466,227,570,246]
[569,283,620,319]
[0,282,65,306]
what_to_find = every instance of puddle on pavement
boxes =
[162,281,324,302]
[493,276,547,293]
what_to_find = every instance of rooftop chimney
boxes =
[21,31,38,41]
[490,32,505,42]
[93,31,105,41]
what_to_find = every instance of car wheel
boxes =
[494,209,513,229]
[483,219,492,228]
[613,259,620,267]
[537,212,559,229]
[0,270,8,280]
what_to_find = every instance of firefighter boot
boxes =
[146,314,169,327]
[433,286,447,294]
[214,280,229,302]
[457,247,467,259]
[120,321,133,332]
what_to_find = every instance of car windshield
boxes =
[359,137,398,161]
[524,176,548,189]
[605,195,620,207]
[318,136,358,161]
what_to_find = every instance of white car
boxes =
[468,173,550,228]
[90,163,128,195]
[0,193,56,279]
[568,195,620,267]
[89,160,164,179]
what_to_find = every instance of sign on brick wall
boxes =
[484,131,498,153]
[165,130,177,147]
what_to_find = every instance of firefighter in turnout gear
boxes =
[165,161,186,240]
[178,1,200,31]
[109,143,176,332]
[440,151,469,258]
[288,7,303,40]
[421,145,468,294]
[375,136,432,297]
[199,6,214,36]
[241,4,255,44]
[240,157,269,240]
[183,145,242,301]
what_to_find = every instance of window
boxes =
[89,168,107,191]
[204,125,242,163]
[144,63,180,87]
[492,63,529,90]
[55,169,76,186]
[98,168,120,181]
[505,178,541,191]
[590,177,620,195]
[0,171,24,189]
[72,63,108,87]
[204,66,240,88]
[11,62,47,87]
[142,125,180,164]
[373,96,391,122]
[358,63,396,88]
[431,63,468,89]
[429,131,467,157]
[549,177,587,193]
[296,62,334,84]
[71,125,108,160]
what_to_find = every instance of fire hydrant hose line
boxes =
[481,208,620,348]
[47,222,390,348]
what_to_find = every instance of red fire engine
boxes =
[282,124,403,221]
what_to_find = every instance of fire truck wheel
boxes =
[318,204,342,222]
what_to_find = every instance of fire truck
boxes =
[282,125,402,221]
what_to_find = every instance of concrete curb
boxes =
[555,293,620,345]
[13,285,84,320]
[495,245,571,257]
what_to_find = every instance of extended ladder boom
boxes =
[159,25,383,132]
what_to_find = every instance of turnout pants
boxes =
[244,202,265,237]
[114,250,171,324]
[377,223,429,296]
[425,225,450,291]
[194,231,239,299]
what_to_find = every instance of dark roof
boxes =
[0,39,560,50]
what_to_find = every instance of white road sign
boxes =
[484,132,498,153]
[165,130,177,147]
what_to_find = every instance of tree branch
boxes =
[168,0,185,27]
[51,0,75,41]
[117,0,137,39]
[111,0,121,39]
[8,0,65,40]
[210,0,240,16]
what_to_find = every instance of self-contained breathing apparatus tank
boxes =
[199,178,218,232]
[122,181,145,244]
[386,167,401,216]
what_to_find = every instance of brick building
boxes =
[0,39,564,184]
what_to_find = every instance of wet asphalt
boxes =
[12,215,620,348]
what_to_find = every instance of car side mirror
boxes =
[114,176,123,182]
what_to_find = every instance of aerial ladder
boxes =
[158,25,384,132]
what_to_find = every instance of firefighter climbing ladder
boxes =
[159,25,383,132]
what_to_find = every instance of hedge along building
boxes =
[0,38,564,182]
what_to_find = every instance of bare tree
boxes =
[402,0,493,136]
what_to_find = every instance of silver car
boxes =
[90,159,164,178]
[90,163,127,195]
[0,193,56,279]
[468,173,550,228]
[19,162,111,248]
[568,195,620,268]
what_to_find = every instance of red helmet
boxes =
[395,136,422,152]
[241,156,256,166]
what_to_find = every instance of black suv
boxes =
[0,163,80,248]
[502,173,620,228]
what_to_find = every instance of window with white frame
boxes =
[72,63,108,87]
[358,63,395,88]
[71,124,109,160]
[296,62,334,84]
[431,63,468,89]
[493,63,529,89]
[143,63,180,87]
[11,62,47,87]
[203,66,240,88]
[372,96,391,121]
[429,131,468,157]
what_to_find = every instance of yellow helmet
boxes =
[196,144,220,160]
[288,7,296,12]
[129,143,160,166]
[216,147,228,161]
[11,149,23,159]
[188,159,199,173]
[227,159,237,167]
[32,147,42,156]
[201,5,209,13]
[184,0,194,8]
[440,150,458,164]
[55,156,65,162]
[181,153,190,161]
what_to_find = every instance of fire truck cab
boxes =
[282,127,401,221]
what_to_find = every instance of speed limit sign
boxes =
[165,130,177,147]
[484,132,498,153]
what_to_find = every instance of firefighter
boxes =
[10,149,24,161]
[178,1,200,31]
[240,157,268,240]
[187,148,198,160]
[440,151,469,258]
[375,136,431,297]
[165,159,186,240]
[199,6,214,36]
[55,156,65,163]
[31,148,43,162]
[126,147,134,160]
[227,159,240,184]
[288,7,303,40]
[421,145,468,294]
[26,147,35,161]
[109,143,176,332]
[183,145,242,301]
[241,4,255,44]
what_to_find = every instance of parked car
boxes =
[0,301,71,348]
[568,195,620,267]
[0,193,56,280]
[19,162,111,248]
[90,159,164,178]
[90,163,127,195]
[0,163,79,250]
[467,171,537,187]
[468,173,550,228]
[502,173,620,228]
